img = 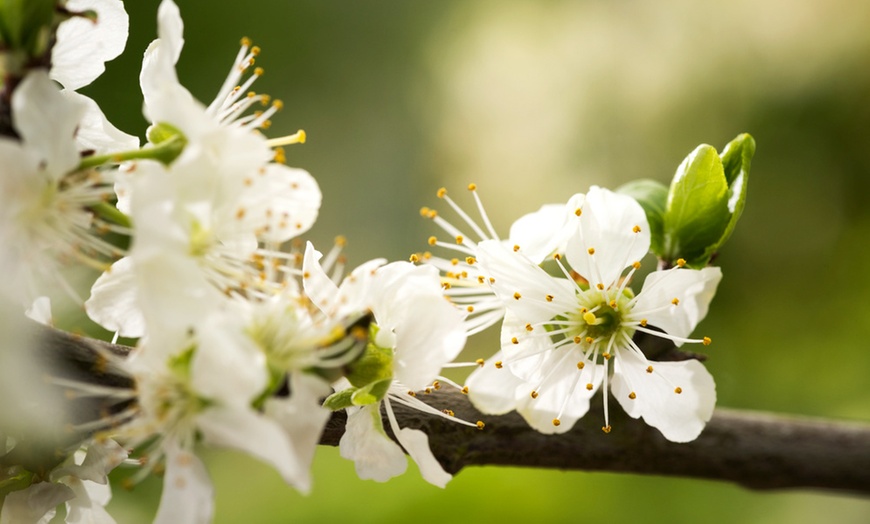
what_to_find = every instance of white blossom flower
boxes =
[0,71,123,302]
[469,186,722,442]
[0,438,127,524]
[303,243,477,487]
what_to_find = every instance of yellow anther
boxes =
[602,352,612,360]
[511,337,519,344]
[335,235,347,246]
[552,419,561,427]
[584,335,593,344]
[573,336,582,344]
[476,421,485,430]
[646,366,654,373]
[513,245,520,252]
[467,183,477,191]
[273,148,286,164]
[442,409,454,416]
[428,210,438,218]
[676,258,687,268]
[455,235,464,244]
[419,206,431,217]
[302,271,311,279]
[586,383,594,391]
[424,388,432,394]
[674,387,683,394]
[513,292,522,300]
[409,254,420,263]
[525,323,533,332]
[427,236,437,246]
[241,37,252,47]
[609,300,617,308]
[467,306,475,312]
[703,336,712,346]
[407,390,416,397]
[236,208,246,219]
[577,361,585,370]
[254,67,265,76]
[530,391,539,399]
[477,276,485,284]
[461,386,469,395]
[437,187,447,198]
[632,261,642,270]
[587,247,596,255]
[583,311,597,324]
[442,282,452,290]
[628,392,637,400]
[475,358,485,366]
[575,208,582,216]
[272,99,285,111]
[466,256,476,265]
[640,319,648,327]
[553,253,562,260]
[495,361,503,369]
[671,298,680,306]
[450,258,459,266]
[251,45,261,56]
[596,283,605,290]
[602,425,612,434]
[632,225,641,233]
[545,294,554,302]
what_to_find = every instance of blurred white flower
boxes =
[469,186,721,442]
[0,438,127,524]
[304,244,477,487]
[0,71,122,303]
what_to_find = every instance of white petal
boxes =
[465,351,524,415]
[302,242,340,312]
[85,257,146,338]
[477,240,575,324]
[154,442,214,524]
[192,318,268,406]
[51,0,128,90]
[63,478,117,524]
[0,482,74,524]
[339,404,407,482]
[51,439,127,485]
[508,193,584,263]
[196,407,310,490]
[263,373,332,494]
[156,0,184,65]
[63,91,139,154]
[514,347,602,434]
[242,164,321,244]
[25,296,53,325]
[565,186,651,288]
[611,347,716,443]
[12,71,84,178]
[395,427,451,488]
[633,266,722,341]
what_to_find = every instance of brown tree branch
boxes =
[17,322,870,496]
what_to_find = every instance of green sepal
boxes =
[617,179,668,256]
[711,133,754,256]
[144,122,188,165]
[346,342,393,390]
[662,144,731,268]
[350,378,392,406]
[0,467,33,500]
[323,388,355,411]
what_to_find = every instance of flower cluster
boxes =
[0,1,744,522]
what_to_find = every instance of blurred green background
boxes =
[79,0,870,522]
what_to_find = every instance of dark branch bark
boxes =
[19,322,870,495]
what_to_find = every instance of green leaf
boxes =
[0,0,54,53]
[662,145,731,267]
[617,179,668,256]
[346,342,393,390]
[712,133,755,254]
[350,378,392,406]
